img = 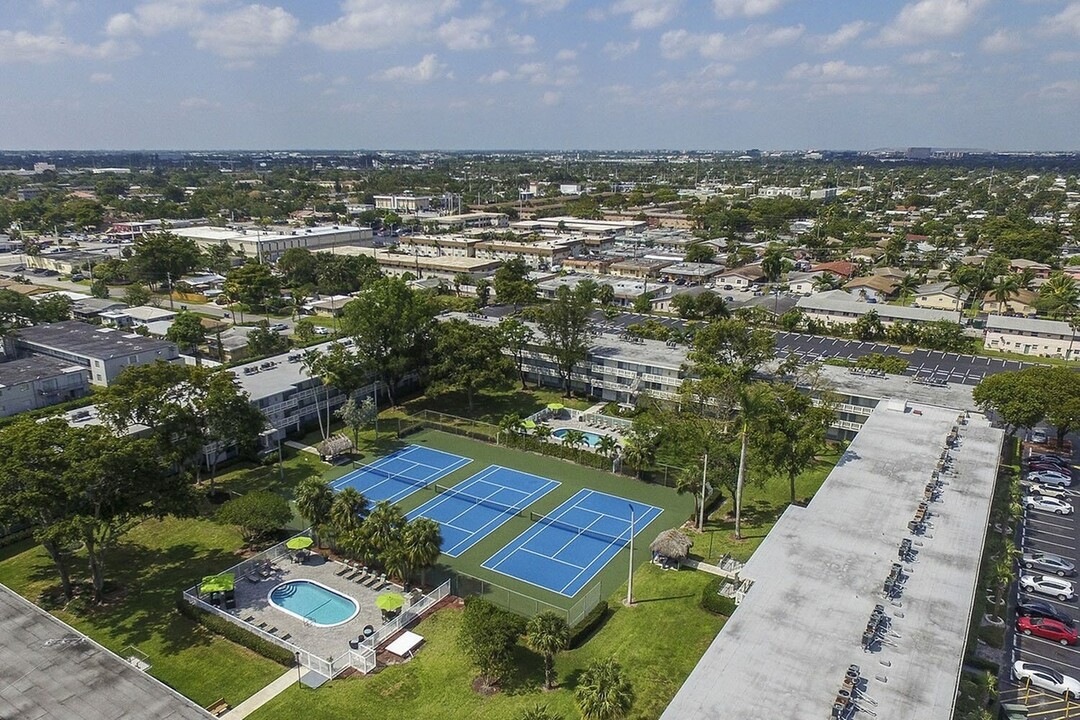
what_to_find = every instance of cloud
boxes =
[437,15,494,51]
[603,39,639,59]
[540,90,561,105]
[1035,79,1080,100]
[878,0,988,46]
[555,48,577,61]
[179,96,218,109]
[479,68,511,83]
[371,53,448,82]
[0,30,136,63]
[89,72,114,83]
[712,0,785,18]
[979,29,1022,53]
[1040,3,1080,37]
[901,49,963,64]
[508,33,538,53]
[520,0,571,12]
[1046,50,1080,63]
[611,0,680,30]
[310,0,456,51]
[661,24,804,61]
[192,5,298,61]
[514,61,579,86]
[786,60,888,81]
[818,20,872,51]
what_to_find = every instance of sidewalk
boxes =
[284,440,320,456]
[222,669,297,720]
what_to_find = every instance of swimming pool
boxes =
[268,580,359,627]
[551,428,609,448]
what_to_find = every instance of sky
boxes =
[1,0,1079,151]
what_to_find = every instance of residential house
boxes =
[850,247,885,264]
[844,275,899,302]
[981,288,1038,317]
[810,261,857,280]
[71,297,128,322]
[913,282,964,312]
[609,258,674,279]
[715,265,766,289]
[1010,259,1053,279]
[787,270,826,296]
[984,315,1080,360]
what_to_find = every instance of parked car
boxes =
[1030,484,1072,500]
[312,326,331,336]
[1028,471,1074,487]
[269,322,288,332]
[1018,616,1079,645]
[1017,599,1076,626]
[1013,661,1080,698]
[1024,495,1075,515]
[1021,574,1076,602]
[1030,462,1074,474]
[1030,453,1071,467]
[1024,551,1077,577]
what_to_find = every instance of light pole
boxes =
[626,503,635,607]
[295,651,301,687]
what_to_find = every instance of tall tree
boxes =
[575,659,635,720]
[686,317,776,383]
[401,517,442,588]
[246,321,288,357]
[128,231,202,289]
[217,491,292,548]
[759,384,836,505]
[199,371,266,485]
[1038,273,1080,319]
[336,394,378,450]
[493,257,537,305]
[223,262,281,313]
[499,318,536,390]
[340,276,435,406]
[973,370,1047,436]
[165,309,207,364]
[428,319,514,411]
[294,476,334,547]
[526,611,569,690]
[329,487,369,537]
[536,285,593,397]
[458,597,526,690]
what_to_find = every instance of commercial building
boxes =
[609,258,674,279]
[474,238,582,269]
[5,321,181,386]
[424,212,508,230]
[173,224,371,262]
[509,216,646,238]
[984,315,1080,360]
[373,194,432,213]
[661,262,725,284]
[395,234,484,258]
[320,246,500,279]
[0,355,90,418]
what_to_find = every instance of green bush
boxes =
[854,353,909,375]
[700,576,737,616]
[966,655,1001,674]
[568,600,610,649]
[175,597,296,666]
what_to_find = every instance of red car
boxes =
[1019,616,1079,645]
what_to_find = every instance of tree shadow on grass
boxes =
[629,591,696,605]
[501,644,547,695]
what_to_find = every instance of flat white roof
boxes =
[661,403,1003,720]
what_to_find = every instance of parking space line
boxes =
[1017,645,1080,676]
[1027,525,1077,541]
[1018,593,1079,610]
[1028,519,1077,535]
[1025,538,1078,552]
[1021,634,1080,659]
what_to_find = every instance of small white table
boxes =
[385,630,424,658]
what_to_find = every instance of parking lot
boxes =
[774,332,1029,386]
[1000,445,1080,719]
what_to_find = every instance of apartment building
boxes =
[373,194,431,213]
[395,234,484,258]
[174,224,371,263]
[5,321,181,386]
[0,355,90,418]
[984,315,1079,360]
[797,290,957,328]
[474,238,582,269]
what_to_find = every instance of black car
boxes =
[1018,599,1076,627]
[1030,454,1072,467]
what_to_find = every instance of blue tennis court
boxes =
[331,445,470,504]
[482,489,663,597]
[407,466,560,557]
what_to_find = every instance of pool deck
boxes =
[228,555,403,662]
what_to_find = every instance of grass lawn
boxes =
[692,448,842,564]
[249,563,726,720]
[977,346,1075,367]
[0,518,283,708]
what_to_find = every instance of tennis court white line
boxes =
[415,466,504,518]
[517,546,584,570]
[439,468,559,556]
[332,449,470,498]
[558,508,662,595]
[485,489,602,573]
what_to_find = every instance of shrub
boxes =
[459,596,526,686]
[568,600,610,649]
[217,491,292,544]
[854,353,909,375]
[700,576,737,616]
[175,597,295,666]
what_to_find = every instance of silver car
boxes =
[1023,552,1077,577]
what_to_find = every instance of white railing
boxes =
[368,580,450,648]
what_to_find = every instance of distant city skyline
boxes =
[1,0,1078,151]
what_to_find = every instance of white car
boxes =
[1032,429,1049,444]
[1021,574,1077,602]
[1028,471,1074,487]
[1013,660,1080,698]
[1024,551,1077,577]
[1031,484,1072,499]
[1024,495,1075,515]
[312,326,331,336]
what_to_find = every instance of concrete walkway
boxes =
[284,440,319,456]
[222,669,297,720]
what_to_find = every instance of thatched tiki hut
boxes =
[650,529,693,569]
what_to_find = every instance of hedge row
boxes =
[505,433,614,471]
[175,597,296,667]
[568,600,610,649]
[700,576,737,616]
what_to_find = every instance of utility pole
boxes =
[699,453,708,530]
[626,504,635,607]
[166,271,175,310]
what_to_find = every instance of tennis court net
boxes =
[432,483,525,517]
[354,464,430,490]
[528,512,630,546]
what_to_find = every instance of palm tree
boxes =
[329,487,368,537]
[896,274,919,306]
[294,476,334,547]
[498,413,523,445]
[576,658,635,720]
[365,500,405,559]
[675,463,705,530]
[525,611,569,690]
[402,517,442,589]
[621,432,656,479]
[811,272,841,292]
[761,249,784,284]
[300,349,328,441]
[515,704,562,720]
[596,435,618,458]
[734,383,772,540]
[988,274,1020,315]
[1040,273,1080,319]
[944,266,979,323]
[535,423,553,443]
[561,429,587,450]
